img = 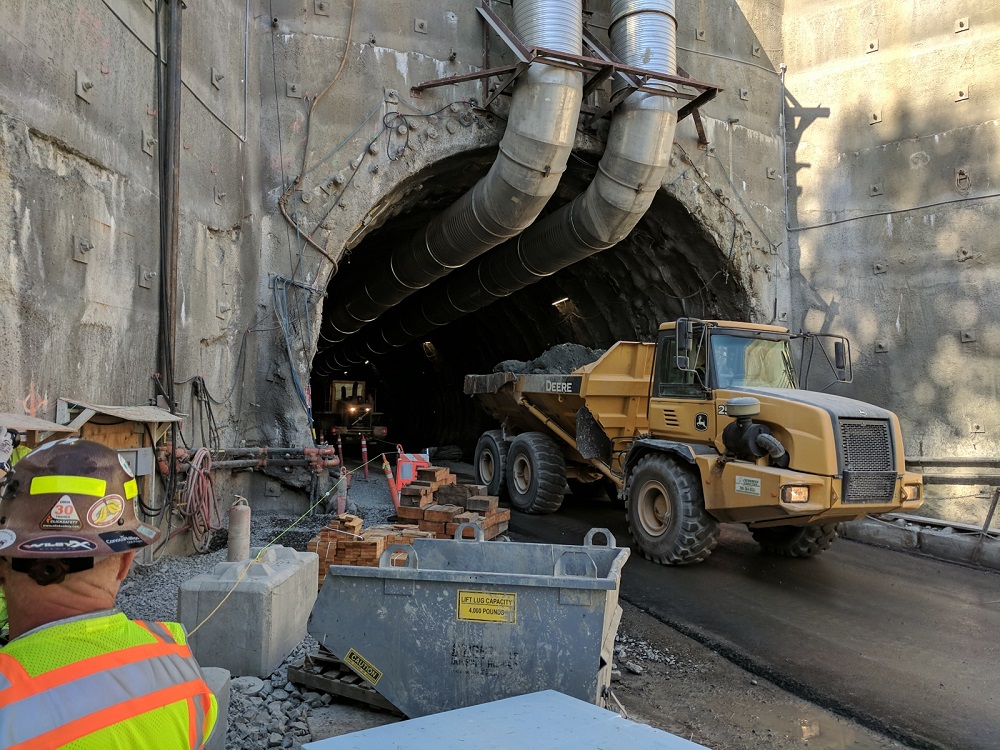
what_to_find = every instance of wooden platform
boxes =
[288,648,402,715]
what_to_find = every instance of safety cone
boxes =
[382,453,399,511]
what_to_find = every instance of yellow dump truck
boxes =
[464,319,923,564]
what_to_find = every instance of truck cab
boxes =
[625,320,923,561]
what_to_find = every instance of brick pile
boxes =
[395,465,510,540]
[305,466,510,590]
[306,515,436,589]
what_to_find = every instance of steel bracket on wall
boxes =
[410,1,721,146]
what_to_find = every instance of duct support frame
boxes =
[412,1,721,147]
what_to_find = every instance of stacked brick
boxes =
[306,466,511,590]
[306,515,436,589]
[395,465,510,541]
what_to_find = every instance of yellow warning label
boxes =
[344,648,382,685]
[457,590,517,623]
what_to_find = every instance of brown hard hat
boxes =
[0,438,161,558]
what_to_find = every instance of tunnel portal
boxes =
[309,154,752,455]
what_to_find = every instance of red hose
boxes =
[181,447,224,553]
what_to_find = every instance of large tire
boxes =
[505,432,568,514]
[474,430,508,498]
[625,454,719,565]
[751,523,840,558]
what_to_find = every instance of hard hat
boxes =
[0,438,161,559]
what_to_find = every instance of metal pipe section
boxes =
[347,0,679,357]
[326,0,584,341]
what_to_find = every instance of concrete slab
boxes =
[303,690,707,749]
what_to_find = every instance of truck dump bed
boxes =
[464,341,655,454]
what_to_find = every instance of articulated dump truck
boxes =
[465,319,923,565]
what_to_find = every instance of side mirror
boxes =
[834,340,847,380]
[676,319,693,353]
[675,355,690,371]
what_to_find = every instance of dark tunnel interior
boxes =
[309,152,752,457]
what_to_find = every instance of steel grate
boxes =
[839,419,896,504]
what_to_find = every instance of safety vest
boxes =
[0,611,217,749]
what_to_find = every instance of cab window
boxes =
[654,333,707,398]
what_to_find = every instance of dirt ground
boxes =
[610,602,907,750]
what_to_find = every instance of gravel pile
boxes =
[226,637,321,749]
[116,473,402,749]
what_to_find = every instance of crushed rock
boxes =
[493,342,605,375]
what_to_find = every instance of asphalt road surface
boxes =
[509,499,999,750]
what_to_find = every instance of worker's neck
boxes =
[7,586,117,640]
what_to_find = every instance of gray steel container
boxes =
[308,528,630,718]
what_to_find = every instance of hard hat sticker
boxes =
[40,495,83,531]
[19,536,97,553]
[118,454,135,478]
[0,529,16,550]
[88,495,125,528]
[98,530,146,551]
[136,523,159,540]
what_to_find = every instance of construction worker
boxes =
[0,438,218,748]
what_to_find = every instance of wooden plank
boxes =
[287,665,401,714]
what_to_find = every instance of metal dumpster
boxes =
[308,528,630,718]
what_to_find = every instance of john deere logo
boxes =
[694,413,709,431]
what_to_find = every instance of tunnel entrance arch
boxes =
[310,154,756,454]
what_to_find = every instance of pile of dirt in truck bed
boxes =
[493,343,605,375]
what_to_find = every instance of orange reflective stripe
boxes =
[0,641,190,709]
[6,678,209,750]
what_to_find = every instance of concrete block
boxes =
[202,666,231,750]
[917,528,976,565]
[179,545,319,678]
[840,518,918,551]
[972,537,1000,571]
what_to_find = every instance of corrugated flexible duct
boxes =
[325,0,584,342]
[350,0,679,359]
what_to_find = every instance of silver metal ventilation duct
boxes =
[342,0,679,361]
[326,0,584,342]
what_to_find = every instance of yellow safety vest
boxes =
[0,611,217,749]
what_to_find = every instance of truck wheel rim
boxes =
[637,481,671,536]
[479,451,495,484]
[512,454,532,494]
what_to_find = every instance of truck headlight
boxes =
[902,484,920,501]
[348,406,357,414]
[781,485,810,504]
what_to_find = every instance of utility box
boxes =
[309,529,629,717]
[179,545,319,677]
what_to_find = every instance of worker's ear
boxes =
[115,551,138,582]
